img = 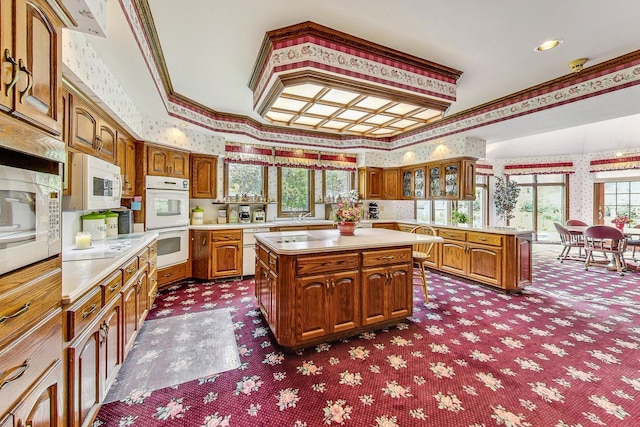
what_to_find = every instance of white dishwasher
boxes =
[242,227,270,277]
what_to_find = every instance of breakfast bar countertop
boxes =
[61,232,159,305]
[255,227,442,255]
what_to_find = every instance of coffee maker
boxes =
[368,202,379,219]
[239,205,251,223]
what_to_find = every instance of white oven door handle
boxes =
[154,226,189,235]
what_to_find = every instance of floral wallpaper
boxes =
[61,0,107,36]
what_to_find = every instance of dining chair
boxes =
[584,225,628,275]
[565,219,588,226]
[554,222,584,262]
[626,224,640,261]
[410,225,437,303]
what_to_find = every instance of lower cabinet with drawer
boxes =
[63,239,157,427]
[191,229,243,280]
[0,257,63,427]
[255,242,413,351]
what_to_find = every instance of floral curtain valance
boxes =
[476,162,494,176]
[224,142,273,166]
[589,156,640,172]
[504,162,575,175]
[224,143,357,171]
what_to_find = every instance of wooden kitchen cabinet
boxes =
[191,155,218,198]
[382,167,399,200]
[68,93,117,163]
[0,0,64,135]
[147,144,190,179]
[361,248,412,325]
[67,296,123,427]
[255,242,279,335]
[0,359,63,427]
[427,158,476,200]
[191,229,243,280]
[358,167,382,199]
[116,135,136,197]
[400,166,426,199]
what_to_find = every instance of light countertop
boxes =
[61,232,158,305]
[255,228,442,255]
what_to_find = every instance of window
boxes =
[323,170,353,202]
[226,163,266,198]
[416,175,488,226]
[278,167,314,216]
[509,174,567,241]
[599,181,640,224]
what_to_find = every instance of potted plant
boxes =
[494,177,520,227]
[331,190,362,235]
[451,210,470,225]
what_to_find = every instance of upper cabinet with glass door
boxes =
[427,158,476,200]
[400,166,425,199]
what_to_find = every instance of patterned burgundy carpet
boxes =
[94,245,640,427]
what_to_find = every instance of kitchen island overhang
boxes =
[254,228,442,351]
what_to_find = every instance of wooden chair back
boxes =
[565,219,588,226]
[409,225,437,260]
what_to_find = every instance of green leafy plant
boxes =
[494,177,520,223]
[451,210,469,224]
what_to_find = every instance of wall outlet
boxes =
[380,205,385,211]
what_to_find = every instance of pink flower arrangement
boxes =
[332,203,362,224]
[611,214,630,227]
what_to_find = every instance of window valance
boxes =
[589,156,640,172]
[476,162,494,176]
[504,162,575,175]
[224,143,357,171]
[224,142,273,166]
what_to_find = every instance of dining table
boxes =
[564,224,640,271]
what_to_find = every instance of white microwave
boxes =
[0,164,61,275]
[65,153,122,211]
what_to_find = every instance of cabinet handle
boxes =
[325,279,330,291]
[0,359,30,390]
[0,302,30,324]
[109,283,120,293]
[381,255,395,261]
[95,136,103,151]
[331,279,335,292]
[163,272,174,278]
[203,238,207,246]
[82,304,97,318]
[126,265,137,274]
[269,259,276,265]
[3,49,19,96]
[17,58,32,103]
[478,237,487,241]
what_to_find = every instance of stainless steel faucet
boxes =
[298,212,312,221]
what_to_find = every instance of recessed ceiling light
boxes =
[535,39,563,52]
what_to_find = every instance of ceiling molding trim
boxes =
[121,0,640,151]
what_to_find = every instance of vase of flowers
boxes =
[332,190,362,236]
[611,214,630,231]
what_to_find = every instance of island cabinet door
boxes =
[361,266,388,325]
[295,275,330,342]
[386,263,412,319]
[328,271,360,334]
[467,245,502,286]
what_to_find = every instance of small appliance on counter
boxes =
[239,205,251,223]
[229,207,238,223]
[104,210,119,237]
[191,206,204,225]
[82,211,106,241]
[113,208,133,234]
[368,202,379,219]
[252,208,265,223]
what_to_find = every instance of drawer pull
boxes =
[163,272,174,278]
[381,255,395,261]
[478,237,487,241]
[269,259,276,265]
[82,304,97,318]
[109,283,120,292]
[0,359,30,389]
[126,265,137,274]
[0,302,30,324]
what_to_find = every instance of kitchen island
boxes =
[254,228,441,351]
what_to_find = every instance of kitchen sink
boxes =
[273,234,319,243]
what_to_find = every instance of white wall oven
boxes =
[0,164,61,275]
[156,226,189,268]
[145,175,190,230]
